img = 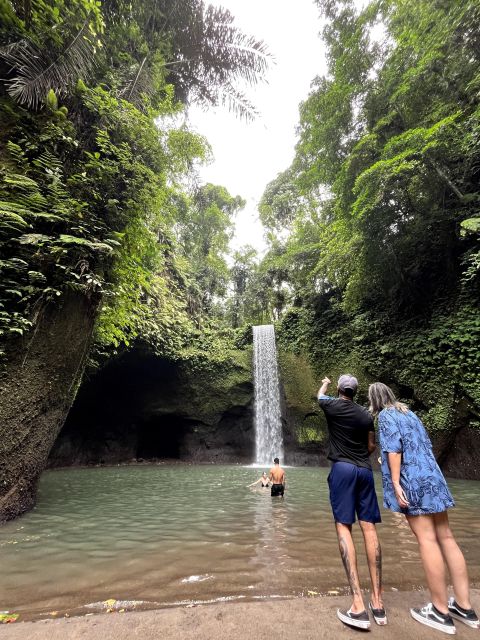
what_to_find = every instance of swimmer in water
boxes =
[247,471,270,488]
[269,457,286,497]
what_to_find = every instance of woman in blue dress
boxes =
[368,382,479,635]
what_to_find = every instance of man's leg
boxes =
[359,520,383,609]
[335,522,365,613]
[355,467,383,612]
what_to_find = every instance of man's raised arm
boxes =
[318,376,332,399]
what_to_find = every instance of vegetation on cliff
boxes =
[237,0,480,434]
[0,0,268,360]
[0,0,269,520]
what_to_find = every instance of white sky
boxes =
[187,0,327,256]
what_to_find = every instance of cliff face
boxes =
[48,348,255,467]
[277,351,328,466]
[0,292,99,523]
[47,343,479,479]
[48,346,330,469]
[279,342,480,480]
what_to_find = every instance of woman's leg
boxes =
[433,511,472,609]
[406,514,448,613]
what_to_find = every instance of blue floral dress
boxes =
[378,408,454,515]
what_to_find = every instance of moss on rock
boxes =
[277,350,326,463]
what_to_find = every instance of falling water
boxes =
[253,324,284,465]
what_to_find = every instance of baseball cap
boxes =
[337,374,358,394]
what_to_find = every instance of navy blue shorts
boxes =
[328,461,381,525]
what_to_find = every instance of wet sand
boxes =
[2,589,479,639]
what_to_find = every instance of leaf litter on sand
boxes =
[0,612,19,623]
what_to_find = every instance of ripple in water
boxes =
[0,465,479,619]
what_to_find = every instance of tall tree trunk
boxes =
[0,291,99,522]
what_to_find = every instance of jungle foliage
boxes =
[0,0,269,368]
[252,0,480,431]
[2,0,479,432]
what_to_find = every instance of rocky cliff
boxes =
[48,347,255,466]
[47,343,479,479]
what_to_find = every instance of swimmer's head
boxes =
[274,457,279,464]
[262,472,267,476]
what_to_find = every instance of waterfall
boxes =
[253,324,284,465]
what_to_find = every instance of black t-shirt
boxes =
[318,395,374,469]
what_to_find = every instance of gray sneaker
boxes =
[369,602,387,625]
[337,608,371,630]
[448,597,480,629]
[410,603,456,635]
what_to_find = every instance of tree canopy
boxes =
[253,0,480,431]
[0,0,270,364]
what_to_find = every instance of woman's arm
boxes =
[387,452,410,508]
[378,410,409,508]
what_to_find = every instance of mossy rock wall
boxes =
[301,347,480,479]
[277,336,480,479]
[276,347,381,467]
[49,347,255,466]
[277,350,328,466]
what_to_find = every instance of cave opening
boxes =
[47,348,255,467]
[136,416,194,460]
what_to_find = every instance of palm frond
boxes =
[126,56,148,100]
[118,56,156,109]
[159,1,271,116]
[0,21,97,110]
[219,83,259,121]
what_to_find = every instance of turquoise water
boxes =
[1,465,479,619]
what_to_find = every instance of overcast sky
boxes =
[187,0,327,255]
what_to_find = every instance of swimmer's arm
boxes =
[387,452,409,508]
[247,478,261,487]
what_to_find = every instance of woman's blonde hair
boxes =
[368,382,409,416]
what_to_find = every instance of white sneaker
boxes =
[448,597,480,629]
[410,603,456,635]
[337,608,371,630]
[369,601,387,625]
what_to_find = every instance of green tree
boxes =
[175,183,245,316]
[227,245,258,327]
[262,0,480,443]
[0,0,269,522]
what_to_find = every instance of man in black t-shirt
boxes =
[318,374,386,630]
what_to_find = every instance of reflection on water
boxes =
[0,465,479,618]
[252,491,289,593]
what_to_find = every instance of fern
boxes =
[0,203,30,234]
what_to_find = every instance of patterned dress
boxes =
[378,408,455,515]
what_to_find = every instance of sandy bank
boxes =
[2,589,479,640]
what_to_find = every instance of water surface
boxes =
[1,465,479,618]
